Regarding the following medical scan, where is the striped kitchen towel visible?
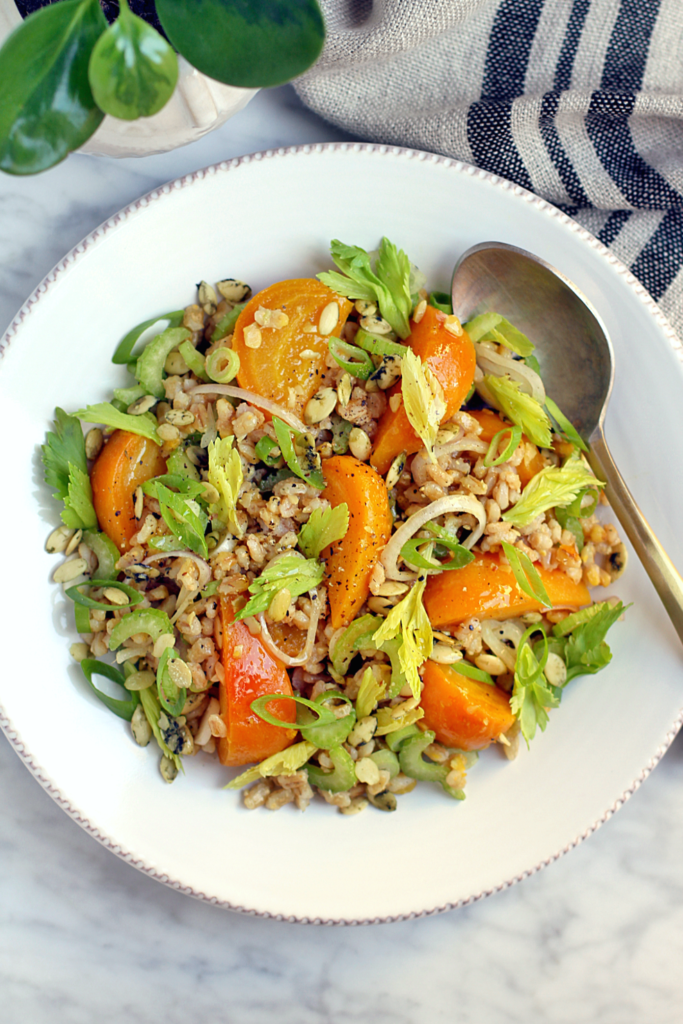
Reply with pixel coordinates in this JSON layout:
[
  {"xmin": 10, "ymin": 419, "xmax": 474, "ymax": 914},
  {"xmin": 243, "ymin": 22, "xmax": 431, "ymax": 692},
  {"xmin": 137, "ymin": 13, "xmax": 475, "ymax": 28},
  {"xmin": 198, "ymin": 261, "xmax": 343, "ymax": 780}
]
[{"xmin": 295, "ymin": 0, "xmax": 683, "ymax": 339}]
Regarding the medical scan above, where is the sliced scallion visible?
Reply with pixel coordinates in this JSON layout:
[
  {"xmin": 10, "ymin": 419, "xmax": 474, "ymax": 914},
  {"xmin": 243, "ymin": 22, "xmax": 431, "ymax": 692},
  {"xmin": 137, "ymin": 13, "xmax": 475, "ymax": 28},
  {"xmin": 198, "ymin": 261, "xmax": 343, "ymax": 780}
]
[
  {"xmin": 428, "ymin": 291, "xmax": 453, "ymax": 315},
  {"xmin": 66, "ymin": 579, "xmax": 144, "ymax": 611},
  {"xmin": 564, "ymin": 486, "xmax": 599, "ymax": 519},
  {"xmin": 206, "ymin": 347, "xmax": 240, "ymax": 384},
  {"xmin": 483, "ymin": 424, "xmax": 523, "ymax": 468},
  {"xmin": 74, "ymin": 601, "xmax": 91, "ymax": 633},
  {"xmin": 255, "ymin": 434, "xmax": 282, "ymax": 467},
  {"xmin": 448, "ymin": 660, "xmax": 494, "ymax": 686},
  {"xmin": 330, "ymin": 614, "xmax": 382, "ymax": 675},
  {"xmin": 354, "ymin": 327, "xmax": 408, "ymax": 359},
  {"xmin": 501, "ymin": 540, "xmax": 552, "ymax": 609},
  {"xmin": 80, "ymin": 659, "xmax": 140, "ymax": 721},
  {"xmin": 112, "ymin": 311, "xmax": 184, "ymax": 365},
  {"xmin": 545, "ymin": 396, "xmax": 588, "ymax": 453},
  {"xmin": 272, "ymin": 417, "xmax": 324, "ymax": 490},
  {"xmin": 327, "ymin": 337, "xmax": 374, "ymax": 379}
]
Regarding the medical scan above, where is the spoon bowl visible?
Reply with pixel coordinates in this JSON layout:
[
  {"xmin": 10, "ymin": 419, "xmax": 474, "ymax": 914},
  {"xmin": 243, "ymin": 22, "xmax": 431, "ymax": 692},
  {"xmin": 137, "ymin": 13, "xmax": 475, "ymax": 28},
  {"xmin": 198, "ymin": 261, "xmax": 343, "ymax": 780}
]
[{"xmin": 451, "ymin": 241, "xmax": 683, "ymax": 645}]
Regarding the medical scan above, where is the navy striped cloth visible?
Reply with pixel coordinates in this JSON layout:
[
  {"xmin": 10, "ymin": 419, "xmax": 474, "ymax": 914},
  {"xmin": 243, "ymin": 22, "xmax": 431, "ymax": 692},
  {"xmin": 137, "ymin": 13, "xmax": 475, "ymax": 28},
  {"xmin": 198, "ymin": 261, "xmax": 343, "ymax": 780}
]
[{"xmin": 296, "ymin": 0, "xmax": 683, "ymax": 338}]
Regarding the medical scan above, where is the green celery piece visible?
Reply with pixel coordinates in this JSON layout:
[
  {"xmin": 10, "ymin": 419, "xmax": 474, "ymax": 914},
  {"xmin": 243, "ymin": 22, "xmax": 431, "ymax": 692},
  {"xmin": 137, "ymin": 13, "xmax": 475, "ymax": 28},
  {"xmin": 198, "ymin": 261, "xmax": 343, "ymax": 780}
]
[
  {"xmin": 155, "ymin": 0, "xmax": 325, "ymax": 90},
  {"xmin": 112, "ymin": 384, "xmax": 146, "ymax": 407},
  {"xmin": 72, "ymin": 403, "xmax": 160, "ymax": 444},
  {"xmin": 399, "ymin": 730, "xmax": 464, "ymax": 798},
  {"xmin": 88, "ymin": 0, "xmax": 178, "ymax": 120},
  {"xmin": 305, "ymin": 745, "xmax": 357, "ymax": 793},
  {"xmin": 0, "ymin": 0, "xmax": 106, "ymax": 175},
  {"xmin": 135, "ymin": 325, "xmax": 191, "ymax": 398},
  {"xmin": 109, "ymin": 608, "xmax": 173, "ymax": 651},
  {"xmin": 330, "ymin": 614, "xmax": 382, "ymax": 675},
  {"xmin": 112, "ymin": 311, "xmax": 184, "ymax": 364},
  {"xmin": 372, "ymin": 578, "xmax": 433, "ymax": 699},
  {"xmin": 384, "ymin": 723, "xmax": 421, "ymax": 752},
  {"xmin": 369, "ymin": 749, "xmax": 400, "ymax": 778},
  {"xmin": 80, "ymin": 659, "xmax": 139, "ymax": 722},
  {"xmin": 354, "ymin": 328, "xmax": 408, "ymax": 359},
  {"xmin": 298, "ymin": 504, "xmax": 349, "ymax": 559},
  {"xmin": 211, "ymin": 302, "xmax": 247, "ymax": 342},
  {"xmin": 178, "ymin": 339, "xmax": 209, "ymax": 381}
]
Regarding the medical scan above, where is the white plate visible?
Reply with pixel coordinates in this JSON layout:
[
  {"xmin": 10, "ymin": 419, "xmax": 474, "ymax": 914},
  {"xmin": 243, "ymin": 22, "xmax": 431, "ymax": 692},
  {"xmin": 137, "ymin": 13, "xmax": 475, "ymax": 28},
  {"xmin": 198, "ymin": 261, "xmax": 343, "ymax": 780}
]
[{"xmin": 1, "ymin": 144, "xmax": 682, "ymax": 924}]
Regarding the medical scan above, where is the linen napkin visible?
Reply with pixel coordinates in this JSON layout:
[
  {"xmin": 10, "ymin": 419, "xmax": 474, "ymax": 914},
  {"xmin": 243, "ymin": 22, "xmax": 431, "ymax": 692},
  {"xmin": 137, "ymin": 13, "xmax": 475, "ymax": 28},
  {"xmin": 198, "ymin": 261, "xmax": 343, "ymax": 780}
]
[{"xmin": 296, "ymin": 0, "xmax": 683, "ymax": 339}]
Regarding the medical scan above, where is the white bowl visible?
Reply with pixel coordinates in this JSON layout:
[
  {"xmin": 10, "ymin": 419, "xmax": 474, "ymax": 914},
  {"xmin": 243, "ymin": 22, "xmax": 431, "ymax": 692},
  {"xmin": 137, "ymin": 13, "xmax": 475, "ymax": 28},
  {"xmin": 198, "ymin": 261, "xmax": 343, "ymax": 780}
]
[
  {"xmin": 1, "ymin": 144, "xmax": 682, "ymax": 923},
  {"xmin": 0, "ymin": 2, "xmax": 257, "ymax": 158}
]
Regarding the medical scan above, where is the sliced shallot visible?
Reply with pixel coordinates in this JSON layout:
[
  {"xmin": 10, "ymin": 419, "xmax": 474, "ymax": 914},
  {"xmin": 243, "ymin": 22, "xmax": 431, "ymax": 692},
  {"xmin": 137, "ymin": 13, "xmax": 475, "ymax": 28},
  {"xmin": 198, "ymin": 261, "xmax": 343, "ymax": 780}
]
[
  {"xmin": 189, "ymin": 384, "xmax": 306, "ymax": 433},
  {"xmin": 474, "ymin": 343, "xmax": 546, "ymax": 403},
  {"xmin": 143, "ymin": 550, "xmax": 212, "ymax": 589}
]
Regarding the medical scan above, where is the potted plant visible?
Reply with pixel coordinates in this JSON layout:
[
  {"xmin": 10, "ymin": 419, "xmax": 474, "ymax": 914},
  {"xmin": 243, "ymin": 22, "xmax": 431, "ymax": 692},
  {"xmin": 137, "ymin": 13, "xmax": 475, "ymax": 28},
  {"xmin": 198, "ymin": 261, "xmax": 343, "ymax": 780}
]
[{"xmin": 0, "ymin": 0, "xmax": 325, "ymax": 171}]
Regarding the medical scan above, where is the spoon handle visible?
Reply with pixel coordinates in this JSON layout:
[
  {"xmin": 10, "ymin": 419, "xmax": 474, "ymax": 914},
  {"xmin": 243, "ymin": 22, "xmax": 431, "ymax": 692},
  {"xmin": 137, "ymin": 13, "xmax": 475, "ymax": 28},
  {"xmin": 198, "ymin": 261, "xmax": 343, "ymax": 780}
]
[{"xmin": 588, "ymin": 428, "xmax": 683, "ymax": 645}]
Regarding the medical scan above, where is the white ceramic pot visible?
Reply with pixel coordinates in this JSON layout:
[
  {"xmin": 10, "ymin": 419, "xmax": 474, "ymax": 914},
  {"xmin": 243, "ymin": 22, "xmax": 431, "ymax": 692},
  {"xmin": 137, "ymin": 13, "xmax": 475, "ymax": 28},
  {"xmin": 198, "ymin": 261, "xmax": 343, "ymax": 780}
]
[{"xmin": 0, "ymin": 1, "xmax": 258, "ymax": 158}]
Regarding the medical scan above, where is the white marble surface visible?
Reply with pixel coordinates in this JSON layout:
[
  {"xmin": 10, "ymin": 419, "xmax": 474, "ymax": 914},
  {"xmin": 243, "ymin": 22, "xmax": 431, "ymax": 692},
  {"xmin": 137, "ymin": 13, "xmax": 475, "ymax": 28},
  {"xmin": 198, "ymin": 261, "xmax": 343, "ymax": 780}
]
[{"xmin": 2, "ymin": 85, "xmax": 683, "ymax": 1023}]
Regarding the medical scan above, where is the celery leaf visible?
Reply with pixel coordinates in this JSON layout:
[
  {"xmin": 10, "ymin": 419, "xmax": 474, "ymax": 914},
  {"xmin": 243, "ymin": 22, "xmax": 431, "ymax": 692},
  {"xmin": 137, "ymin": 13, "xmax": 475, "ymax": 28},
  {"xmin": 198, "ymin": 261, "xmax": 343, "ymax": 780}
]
[
  {"xmin": 483, "ymin": 375, "xmax": 552, "ymax": 448},
  {"xmin": 207, "ymin": 436, "xmax": 244, "ymax": 536},
  {"xmin": 372, "ymin": 577, "xmax": 433, "ymax": 699},
  {"xmin": 401, "ymin": 347, "xmax": 445, "ymax": 463},
  {"xmin": 503, "ymin": 452, "xmax": 605, "ymax": 527},
  {"xmin": 298, "ymin": 504, "xmax": 349, "ymax": 559},
  {"xmin": 72, "ymin": 403, "xmax": 160, "ymax": 444},
  {"xmin": 237, "ymin": 553, "xmax": 324, "ymax": 620}
]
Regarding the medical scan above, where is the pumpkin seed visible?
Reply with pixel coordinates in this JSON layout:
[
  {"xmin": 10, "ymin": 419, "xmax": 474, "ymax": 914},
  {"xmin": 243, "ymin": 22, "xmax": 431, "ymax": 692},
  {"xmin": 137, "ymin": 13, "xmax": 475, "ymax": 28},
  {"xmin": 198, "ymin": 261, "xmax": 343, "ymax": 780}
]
[
  {"xmin": 385, "ymin": 452, "xmax": 406, "ymax": 491},
  {"xmin": 128, "ymin": 394, "xmax": 157, "ymax": 416},
  {"xmin": 318, "ymin": 301, "xmax": 340, "ymax": 336},
  {"xmin": 157, "ymin": 423, "xmax": 180, "ymax": 442},
  {"xmin": 337, "ymin": 372, "xmax": 353, "ymax": 407},
  {"xmin": 412, "ymin": 299, "xmax": 427, "ymax": 323},
  {"xmin": 268, "ymin": 586, "xmax": 291, "ymax": 623},
  {"xmin": 53, "ymin": 557, "xmax": 89, "ymax": 584},
  {"xmin": 64, "ymin": 528, "xmax": 83, "ymax": 556},
  {"xmin": 304, "ymin": 387, "xmax": 337, "ymax": 425},
  {"xmin": 124, "ymin": 670, "xmax": 156, "ymax": 691},
  {"xmin": 348, "ymin": 427, "xmax": 371, "ymax": 461},
  {"xmin": 84, "ymin": 427, "xmax": 104, "ymax": 460},
  {"xmin": 368, "ymin": 791, "xmax": 397, "ymax": 812},
  {"xmin": 165, "ymin": 409, "xmax": 195, "ymax": 427},
  {"xmin": 102, "ymin": 587, "xmax": 130, "ymax": 607},
  {"xmin": 243, "ymin": 323, "xmax": 262, "ymax": 349},
  {"xmin": 165, "ymin": 350, "xmax": 190, "ymax": 375},
  {"xmin": 131, "ymin": 704, "xmax": 152, "ymax": 747},
  {"xmin": 543, "ymin": 652, "xmax": 568, "ymax": 687},
  {"xmin": 198, "ymin": 280, "xmax": 217, "ymax": 308},
  {"xmin": 360, "ymin": 314, "xmax": 392, "ymax": 335},
  {"xmin": 69, "ymin": 642, "xmax": 90, "ymax": 662},
  {"xmin": 160, "ymin": 754, "xmax": 178, "ymax": 783},
  {"xmin": 354, "ymin": 300, "xmax": 376, "ymax": 316},
  {"xmin": 429, "ymin": 643, "xmax": 463, "ymax": 665},
  {"xmin": 216, "ymin": 279, "xmax": 251, "ymax": 302},
  {"xmin": 376, "ymin": 581, "xmax": 409, "ymax": 598},
  {"xmin": 46, "ymin": 525, "xmax": 74, "ymax": 554},
  {"xmin": 168, "ymin": 658, "xmax": 193, "ymax": 690}
]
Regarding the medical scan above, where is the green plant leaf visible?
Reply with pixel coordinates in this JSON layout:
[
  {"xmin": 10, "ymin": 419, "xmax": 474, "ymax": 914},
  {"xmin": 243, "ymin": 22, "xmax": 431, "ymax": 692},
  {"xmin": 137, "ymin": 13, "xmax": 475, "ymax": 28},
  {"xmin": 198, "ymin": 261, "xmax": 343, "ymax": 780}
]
[
  {"xmin": 0, "ymin": 0, "xmax": 107, "ymax": 175},
  {"xmin": 155, "ymin": 0, "xmax": 325, "ymax": 89},
  {"xmin": 88, "ymin": 0, "xmax": 178, "ymax": 120}
]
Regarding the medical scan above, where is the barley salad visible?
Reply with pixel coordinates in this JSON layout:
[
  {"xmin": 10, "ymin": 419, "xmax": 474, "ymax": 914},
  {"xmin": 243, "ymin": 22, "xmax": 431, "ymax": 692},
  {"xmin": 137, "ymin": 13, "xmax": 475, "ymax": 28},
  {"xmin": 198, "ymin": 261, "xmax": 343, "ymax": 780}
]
[{"xmin": 42, "ymin": 237, "xmax": 628, "ymax": 814}]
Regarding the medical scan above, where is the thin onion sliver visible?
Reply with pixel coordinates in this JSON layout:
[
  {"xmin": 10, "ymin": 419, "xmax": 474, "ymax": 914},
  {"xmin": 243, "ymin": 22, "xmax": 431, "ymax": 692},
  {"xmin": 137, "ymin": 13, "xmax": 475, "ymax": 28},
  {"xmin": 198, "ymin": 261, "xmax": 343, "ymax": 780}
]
[
  {"xmin": 189, "ymin": 384, "xmax": 306, "ymax": 433},
  {"xmin": 258, "ymin": 586, "xmax": 326, "ymax": 667}
]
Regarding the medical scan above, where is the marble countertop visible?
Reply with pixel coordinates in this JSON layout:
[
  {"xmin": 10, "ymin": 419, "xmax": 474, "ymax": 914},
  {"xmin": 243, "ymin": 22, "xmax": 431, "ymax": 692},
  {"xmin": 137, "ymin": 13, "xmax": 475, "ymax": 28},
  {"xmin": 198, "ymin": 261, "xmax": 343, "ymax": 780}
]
[{"xmin": 2, "ymin": 86, "xmax": 683, "ymax": 1024}]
